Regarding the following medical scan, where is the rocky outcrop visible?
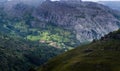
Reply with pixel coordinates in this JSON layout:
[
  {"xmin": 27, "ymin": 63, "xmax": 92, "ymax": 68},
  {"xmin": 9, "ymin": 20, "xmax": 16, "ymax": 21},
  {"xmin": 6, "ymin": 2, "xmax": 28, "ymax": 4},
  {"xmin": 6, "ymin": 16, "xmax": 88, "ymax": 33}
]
[
  {"xmin": 1, "ymin": 0, "xmax": 120, "ymax": 43},
  {"xmin": 35, "ymin": 1, "xmax": 120, "ymax": 43}
]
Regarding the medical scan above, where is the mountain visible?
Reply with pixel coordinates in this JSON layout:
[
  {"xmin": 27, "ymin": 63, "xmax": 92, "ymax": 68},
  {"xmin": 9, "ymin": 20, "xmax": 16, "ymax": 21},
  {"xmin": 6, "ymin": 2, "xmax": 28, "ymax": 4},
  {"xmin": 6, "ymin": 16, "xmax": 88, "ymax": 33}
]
[
  {"xmin": 0, "ymin": 1, "xmax": 80, "ymax": 49},
  {"xmin": 0, "ymin": 1, "xmax": 80, "ymax": 71},
  {"xmin": 1, "ymin": 0, "xmax": 120, "ymax": 44},
  {"xmin": 0, "ymin": 0, "xmax": 120, "ymax": 71},
  {"xmin": 98, "ymin": 1, "xmax": 120, "ymax": 11},
  {"xmin": 36, "ymin": 1, "xmax": 120, "ymax": 43},
  {"xmin": 37, "ymin": 29, "xmax": 120, "ymax": 71}
]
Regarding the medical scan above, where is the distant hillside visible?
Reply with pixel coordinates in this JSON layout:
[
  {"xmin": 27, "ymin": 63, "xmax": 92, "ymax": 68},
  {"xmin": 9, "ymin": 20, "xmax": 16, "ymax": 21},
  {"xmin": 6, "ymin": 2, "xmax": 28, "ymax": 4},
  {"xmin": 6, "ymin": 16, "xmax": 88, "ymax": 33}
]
[
  {"xmin": 98, "ymin": 1, "xmax": 120, "ymax": 11},
  {"xmin": 38, "ymin": 29, "xmax": 120, "ymax": 71}
]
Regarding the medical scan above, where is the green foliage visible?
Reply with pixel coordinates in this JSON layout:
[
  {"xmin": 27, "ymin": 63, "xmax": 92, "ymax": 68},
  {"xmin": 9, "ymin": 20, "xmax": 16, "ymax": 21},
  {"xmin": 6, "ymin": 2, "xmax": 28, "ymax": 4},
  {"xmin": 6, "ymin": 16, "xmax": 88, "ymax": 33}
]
[
  {"xmin": 37, "ymin": 29, "xmax": 120, "ymax": 71},
  {"xmin": 0, "ymin": 11, "xmax": 79, "ymax": 49},
  {"xmin": 14, "ymin": 21, "xmax": 29, "ymax": 33},
  {"xmin": 26, "ymin": 25, "xmax": 79, "ymax": 49},
  {"xmin": 0, "ymin": 33, "xmax": 64, "ymax": 71}
]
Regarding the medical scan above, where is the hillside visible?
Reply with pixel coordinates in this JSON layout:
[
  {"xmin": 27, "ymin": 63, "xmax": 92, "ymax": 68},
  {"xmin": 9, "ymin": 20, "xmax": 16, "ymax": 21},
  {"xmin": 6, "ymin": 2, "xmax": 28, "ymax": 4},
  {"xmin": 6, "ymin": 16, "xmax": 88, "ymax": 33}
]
[
  {"xmin": 0, "ymin": 33, "xmax": 64, "ymax": 71},
  {"xmin": 36, "ymin": 1, "xmax": 120, "ymax": 42},
  {"xmin": 1, "ymin": 0, "xmax": 120, "ymax": 43},
  {"xmin": 38, "ymin": 29, "xmax": 120, "ymax": 71},
  {"xmin": 0, "ymin": 1, "xmax": 80, "ymax": 50}
]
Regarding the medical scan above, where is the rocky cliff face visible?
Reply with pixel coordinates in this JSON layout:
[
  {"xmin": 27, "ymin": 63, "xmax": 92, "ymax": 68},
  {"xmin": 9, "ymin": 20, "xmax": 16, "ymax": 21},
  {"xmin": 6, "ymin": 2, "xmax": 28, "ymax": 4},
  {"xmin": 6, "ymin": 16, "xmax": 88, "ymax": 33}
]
[
  {"xmin": 35, "ymin": 1, "xmax": 120, "ymax": 43},
  {"xmin": 1, "ymin": 0, "xmax": 120, "ymax": 43}
]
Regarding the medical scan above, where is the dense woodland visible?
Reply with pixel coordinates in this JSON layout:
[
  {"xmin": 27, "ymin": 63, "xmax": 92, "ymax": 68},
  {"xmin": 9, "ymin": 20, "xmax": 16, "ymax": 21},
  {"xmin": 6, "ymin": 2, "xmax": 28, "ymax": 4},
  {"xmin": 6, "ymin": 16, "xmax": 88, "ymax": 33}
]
[{"xmin": 0, "ymin": 32, "xmax": 66, "ymax": 71}]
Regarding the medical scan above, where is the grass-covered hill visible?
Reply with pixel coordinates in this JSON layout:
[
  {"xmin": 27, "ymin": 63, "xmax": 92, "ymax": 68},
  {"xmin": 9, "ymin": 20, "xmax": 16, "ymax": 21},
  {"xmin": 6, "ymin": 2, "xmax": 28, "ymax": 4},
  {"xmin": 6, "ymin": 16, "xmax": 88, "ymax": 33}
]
[
  {"xmin": 0, "ymin": 33, "xmax": 65, "ymax": 71},
  {"xmin": 37, "ymin": 29, "xmax": 120, "ymax": 71}
]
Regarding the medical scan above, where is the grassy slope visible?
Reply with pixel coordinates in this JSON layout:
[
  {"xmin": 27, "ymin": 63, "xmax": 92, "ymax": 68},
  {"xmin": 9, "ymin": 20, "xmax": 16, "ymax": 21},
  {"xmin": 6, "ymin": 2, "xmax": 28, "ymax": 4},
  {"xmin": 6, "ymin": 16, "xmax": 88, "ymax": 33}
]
[{"xmin": 38, "ymin": 30, "xmax": 120, "ymax": 71}]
